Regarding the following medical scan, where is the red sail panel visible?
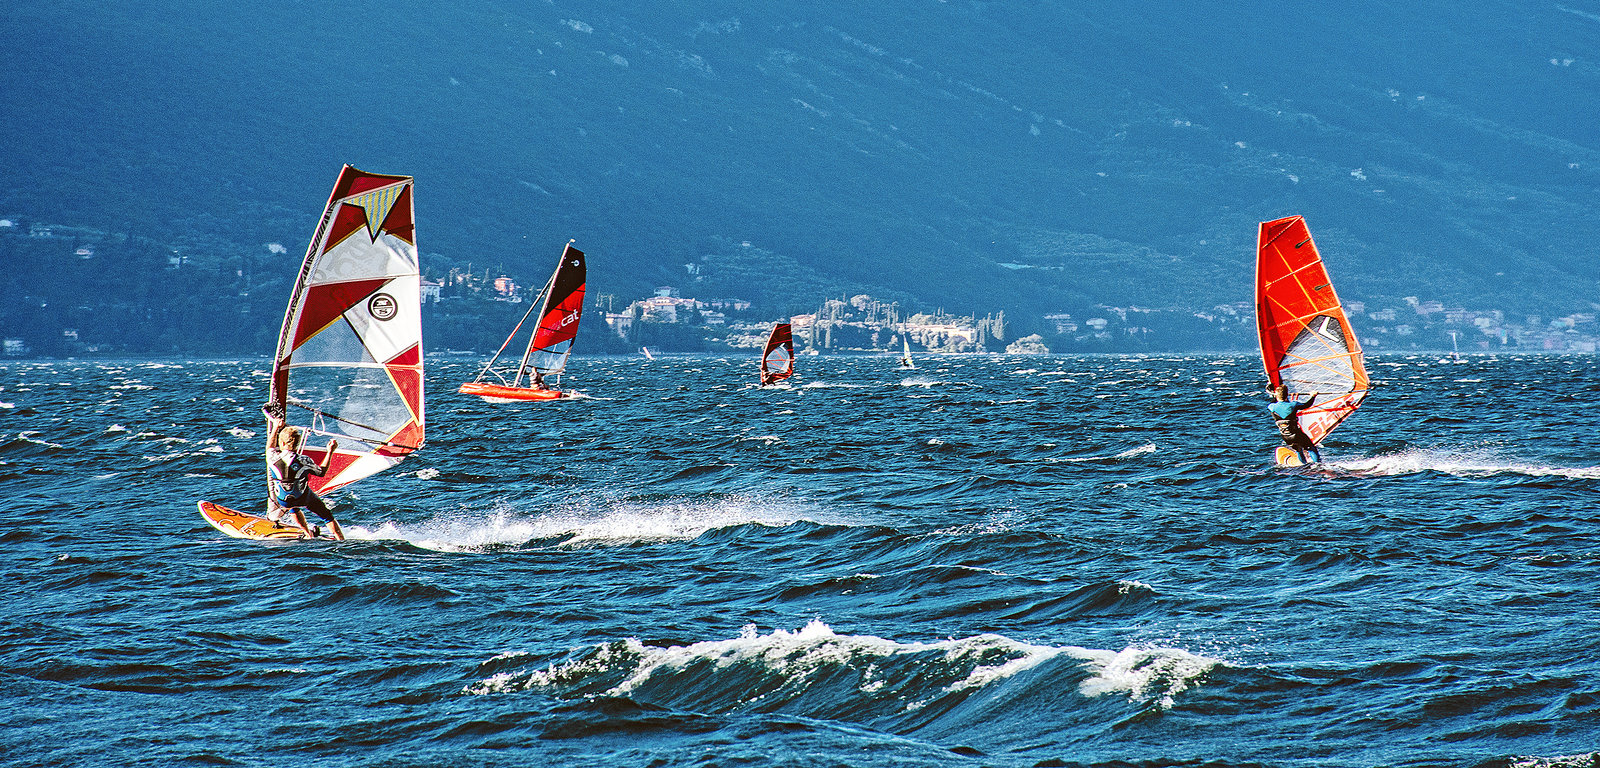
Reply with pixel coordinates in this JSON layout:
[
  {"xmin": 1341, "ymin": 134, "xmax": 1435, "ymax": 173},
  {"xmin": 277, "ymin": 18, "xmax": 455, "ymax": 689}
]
[
  {"xmin": 289, "ymin": 278, "xmax": 391, "ymax": 350},
  {"xmin": 526, "ymin": 244, "xmax": 586, "ymax": 375},
  {"xmin": 270, "ymin": 165, "xmax": 425, "ymax": 495},
  {"xmin": 1255, "ymin": 215, "xmax": 1370, "ymax": 445},
  {"xmin": 761, "ymin": 323, "xmax": 794, "ymax": 383}
]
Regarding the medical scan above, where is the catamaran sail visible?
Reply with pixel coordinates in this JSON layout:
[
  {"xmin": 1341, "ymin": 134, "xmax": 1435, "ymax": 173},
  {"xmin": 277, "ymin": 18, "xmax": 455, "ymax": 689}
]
[
  {"xmin": 459, "ymin": 241, "xmax": 586, "ymax": 402},
  {"xmin": 760, "ymin": 322, "xmax": 794, "ymax": 386},
  {"xmin": 1255, "ymin": 215, "xmax": 1370, "ymax": 446},
  {"xmin": 269, "ymin": 165, "xmax": 425, "ymax": 494}
]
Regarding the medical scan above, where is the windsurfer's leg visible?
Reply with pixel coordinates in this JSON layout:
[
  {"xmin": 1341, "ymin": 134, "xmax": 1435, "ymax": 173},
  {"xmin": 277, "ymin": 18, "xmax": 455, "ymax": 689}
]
[
  {"xmin": 290, "ymin": 508, "xmax": 313, "ymax": 538},
  {"xmin": 304, "ymin": 496, "xmax": 344, "ymax": 541}
]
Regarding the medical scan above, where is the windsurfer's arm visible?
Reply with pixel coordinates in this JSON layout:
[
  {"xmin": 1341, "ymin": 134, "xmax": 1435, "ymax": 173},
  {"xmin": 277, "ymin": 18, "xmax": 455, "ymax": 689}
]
[{"xmin": 312, "ymin": 440, "xmax": 338, "ymax": 475}]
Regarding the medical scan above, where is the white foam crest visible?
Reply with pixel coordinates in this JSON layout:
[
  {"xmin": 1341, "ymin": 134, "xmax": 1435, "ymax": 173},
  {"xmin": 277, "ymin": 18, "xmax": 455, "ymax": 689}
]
[
  {"xmin": 1510, "ymin": 755, "xmax": 1600, "ymax": 768},
  {"xmin": 801, "ymin": 381, "xmax": 867, "ymax": 389},
  {"xmin": 929, "ymin": 519, "xmax": 1016, "ymax": 536},
  {"xmin": 899, "ymin": 376, "xmax": 942, "ymax": 387},
  {"xmin": 1329, "ymin": 448, "xmax": 1600, "ymax": 479},
  {"xmin": 1069, "ymin": 645, "xmax": 1220, "ymax": 709},
  {"xmin": 469, "ymin": 620, "xmax": 1063, "ymax": 701},
  {"xmin": 1047, "ymin": 443, "xmax": 1159, "ymax": 464},
  {"xmin": 12, "ymin": 431, "xmax": 63, "ymax": 449},
  {"xmin": 228, "ymin": 427, "xmax": 256, "ymax": 439},
  {"xmin": 106, "ymin": 424, "xmax": 127, "ymax": 433},
  {"xmin": 349, "ymin": 497, "xmax": 820, "ymax": 552},
  {"xmin": 469, "ymin": 621, "xmax": 1218, "ymax": 714}
]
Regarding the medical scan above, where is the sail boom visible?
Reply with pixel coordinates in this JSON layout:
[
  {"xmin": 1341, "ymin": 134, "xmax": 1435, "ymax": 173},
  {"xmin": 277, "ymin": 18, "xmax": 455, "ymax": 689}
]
[{"xmin": 283, "ymin": 361, "xmax": 408, "ymax": 370}]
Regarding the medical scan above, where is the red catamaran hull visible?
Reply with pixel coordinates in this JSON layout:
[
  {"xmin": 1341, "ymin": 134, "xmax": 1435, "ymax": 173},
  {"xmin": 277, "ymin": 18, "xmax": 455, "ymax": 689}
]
[{"xmin": 458, "ymin": 381, "xmax": 570, "ymax": 402}]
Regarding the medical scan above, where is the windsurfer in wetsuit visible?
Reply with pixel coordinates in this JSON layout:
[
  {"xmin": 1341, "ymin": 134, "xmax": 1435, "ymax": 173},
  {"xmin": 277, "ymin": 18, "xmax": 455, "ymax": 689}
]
[
  {"xmin": 1268, "ymin": 384, "xmax": 1321, "ymax": 463},
  {"xmin": 267, "ymin": 426, "xmax": 345, "ymax": 540}
]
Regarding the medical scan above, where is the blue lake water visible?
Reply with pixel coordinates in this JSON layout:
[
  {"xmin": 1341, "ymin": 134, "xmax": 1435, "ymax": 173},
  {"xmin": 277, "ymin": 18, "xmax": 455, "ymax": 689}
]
[{"xmin": 3, "ymin": 353, "xmax": 1598, "ymax": 767}]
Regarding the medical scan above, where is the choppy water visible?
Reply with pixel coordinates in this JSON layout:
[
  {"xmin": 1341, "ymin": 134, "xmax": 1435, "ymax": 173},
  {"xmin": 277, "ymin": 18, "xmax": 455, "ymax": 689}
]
[{"xmin": 4, "ymin": 353, "xmax": 1598, "ymax": 767}]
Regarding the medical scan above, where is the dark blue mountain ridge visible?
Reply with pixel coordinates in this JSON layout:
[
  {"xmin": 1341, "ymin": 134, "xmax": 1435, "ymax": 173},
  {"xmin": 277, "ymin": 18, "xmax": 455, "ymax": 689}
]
[{"xmin": 3, "ymin": 0, "xmax": 1597, "ymax": 343}]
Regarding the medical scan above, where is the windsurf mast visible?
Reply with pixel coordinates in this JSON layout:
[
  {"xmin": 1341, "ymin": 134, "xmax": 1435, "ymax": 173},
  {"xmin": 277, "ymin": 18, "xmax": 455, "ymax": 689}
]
[{"xmin": 1255, "ymin": 215, "xmax": 1370, "ymax": 445}]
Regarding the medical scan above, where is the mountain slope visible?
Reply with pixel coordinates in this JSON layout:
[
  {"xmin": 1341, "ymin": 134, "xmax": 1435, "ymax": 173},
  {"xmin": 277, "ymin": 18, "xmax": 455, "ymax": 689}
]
[{"xmin": 2, "ymin": 0, "xmax": 1596, "ymax": 345}]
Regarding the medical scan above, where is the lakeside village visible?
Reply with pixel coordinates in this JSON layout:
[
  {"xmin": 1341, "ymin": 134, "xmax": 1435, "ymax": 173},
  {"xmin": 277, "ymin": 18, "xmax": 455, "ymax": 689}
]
[
  {"xmin": 441, "ymin": 262, "xmax": 1600, "ymax": 357},
  {"xmin": 4, "ymin": 217, "xmax": 1600, "ymax": 358}
]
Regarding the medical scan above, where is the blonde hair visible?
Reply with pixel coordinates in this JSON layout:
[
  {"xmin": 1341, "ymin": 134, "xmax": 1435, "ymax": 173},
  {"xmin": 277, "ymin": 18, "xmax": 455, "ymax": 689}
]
[{"xmin": 276, "ymin": 426, "xmax": 303, "ymax": 449}]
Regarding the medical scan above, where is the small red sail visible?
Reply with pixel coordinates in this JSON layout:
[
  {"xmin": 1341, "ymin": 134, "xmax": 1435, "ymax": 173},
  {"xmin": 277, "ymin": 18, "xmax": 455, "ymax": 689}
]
[
  {"xmin": 270, "ymin": 165, "xmax": 424, "ymax": 494},
  {"xmin": 760, "ymin": 322, "xmax": 794, "ymax": 385},
  {"xmin": 1255, "ymin": 215, "xmax": 1370, "ymax": 445}
]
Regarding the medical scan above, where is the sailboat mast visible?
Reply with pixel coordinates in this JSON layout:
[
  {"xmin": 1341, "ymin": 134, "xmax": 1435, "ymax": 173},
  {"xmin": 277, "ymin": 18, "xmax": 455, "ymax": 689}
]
[
  {"xmin": 512, "ymin": 271, "xmax": 559, "ymax": 388},
  {"xmin": 473, "ymin": 296, "xmax": 541, "ymax": 386}
]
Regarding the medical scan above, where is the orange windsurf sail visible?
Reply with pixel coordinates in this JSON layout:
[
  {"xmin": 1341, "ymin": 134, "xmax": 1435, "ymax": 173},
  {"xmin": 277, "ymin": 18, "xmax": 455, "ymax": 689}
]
[{"xmin": 1255, "ymin": 215, "xmax": 1370, "ymax": 445}]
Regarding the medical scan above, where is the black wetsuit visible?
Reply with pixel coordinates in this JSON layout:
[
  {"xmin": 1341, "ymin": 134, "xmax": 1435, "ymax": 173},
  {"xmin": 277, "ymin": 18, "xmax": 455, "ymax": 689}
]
[
  {"xmin": 1268, "ymin": 398, "xmax": 1320, "ymax": 461},
  {"xmin": 270, "ymin": 451, "xmax": 336, "ymax": 521}
]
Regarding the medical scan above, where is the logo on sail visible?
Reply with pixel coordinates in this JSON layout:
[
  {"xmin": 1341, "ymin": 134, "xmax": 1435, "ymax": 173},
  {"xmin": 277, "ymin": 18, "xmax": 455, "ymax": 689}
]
[{"xmin": 368, "ymin": 293, "xmax": 399, "ymax": 321}]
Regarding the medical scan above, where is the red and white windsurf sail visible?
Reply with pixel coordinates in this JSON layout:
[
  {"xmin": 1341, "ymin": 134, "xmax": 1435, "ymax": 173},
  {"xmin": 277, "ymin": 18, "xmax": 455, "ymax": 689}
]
[
  {"xmin": 1256, "ymin": 215, "xmax": 1370, "ymax": 445},
  {"xmin": 269, "ymin": 165, "xmax": 424, "ymax": 494},
  {"xmin": 760, "ymin": 322, "xmax": 794, "ymax": 385}
]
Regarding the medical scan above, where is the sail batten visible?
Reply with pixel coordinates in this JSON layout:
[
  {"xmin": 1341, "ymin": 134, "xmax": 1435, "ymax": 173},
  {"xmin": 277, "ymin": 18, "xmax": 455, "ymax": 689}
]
[
  {"xmin": 1255, "ymin": 215, "xmax": 1369, "ymax": 446},
  {"xmin": 270, "ymin": 166, "xmax": 424, "ymax": 494}
]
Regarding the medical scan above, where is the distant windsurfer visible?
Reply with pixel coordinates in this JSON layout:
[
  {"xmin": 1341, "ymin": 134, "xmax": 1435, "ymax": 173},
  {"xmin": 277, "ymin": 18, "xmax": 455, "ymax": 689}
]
[
  {"xmin": 1268, "ymin": 385, "xmax": 1320, "ymax": 463},
  {"xmin": 267, "ymin": 425, "xmax": 345, "ymax": 541}
]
